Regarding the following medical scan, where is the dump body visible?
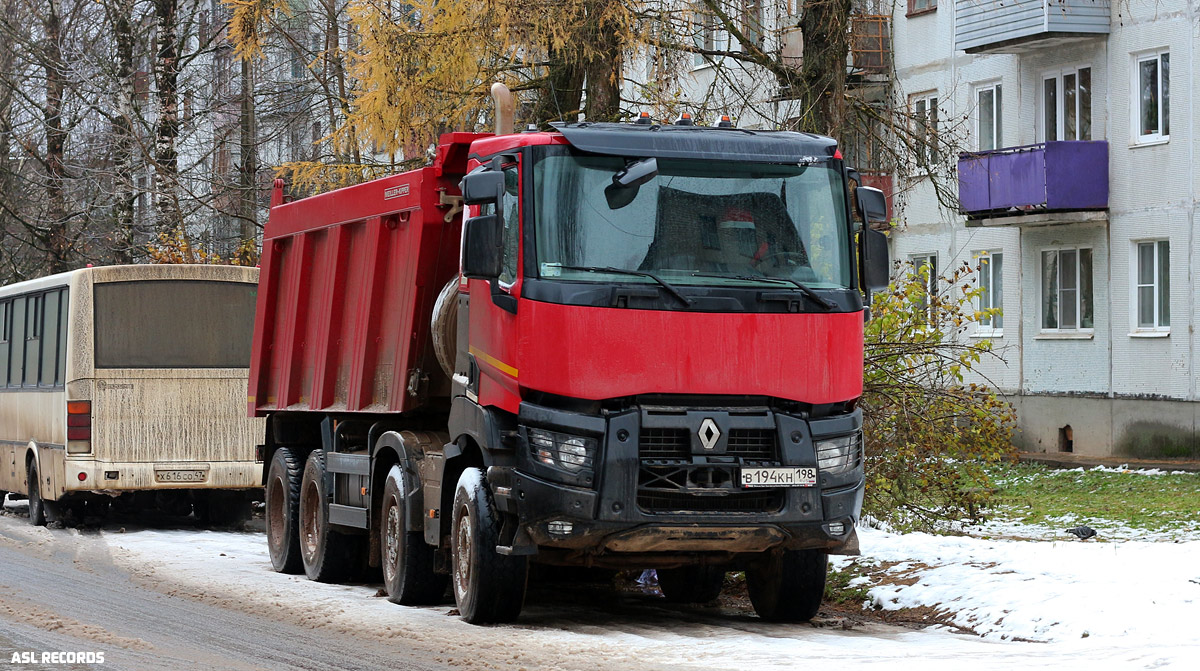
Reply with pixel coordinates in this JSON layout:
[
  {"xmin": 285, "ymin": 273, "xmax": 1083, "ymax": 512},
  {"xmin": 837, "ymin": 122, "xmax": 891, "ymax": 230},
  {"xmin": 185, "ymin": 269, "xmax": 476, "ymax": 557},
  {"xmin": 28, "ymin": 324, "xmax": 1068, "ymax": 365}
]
[{"xmin": 249, "ymin": 135, "xmax": 482, "ymax": 417}]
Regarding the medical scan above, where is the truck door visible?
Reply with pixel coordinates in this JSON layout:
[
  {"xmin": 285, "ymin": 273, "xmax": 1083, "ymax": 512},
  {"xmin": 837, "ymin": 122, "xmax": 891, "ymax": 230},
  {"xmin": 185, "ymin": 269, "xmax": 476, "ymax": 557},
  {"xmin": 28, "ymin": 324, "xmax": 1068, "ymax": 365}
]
[{"xmin": 468, "ymin": 158, "xmax": 523, "ymax": 413}]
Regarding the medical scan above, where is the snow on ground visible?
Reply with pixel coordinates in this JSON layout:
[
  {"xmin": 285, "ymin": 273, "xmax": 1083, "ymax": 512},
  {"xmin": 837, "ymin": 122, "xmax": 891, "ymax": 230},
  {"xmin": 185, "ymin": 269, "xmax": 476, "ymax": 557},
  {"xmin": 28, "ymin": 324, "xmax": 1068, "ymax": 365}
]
[{"xmin": 98, "ymin": 522, "xmax": 1200, "ymax": 670}]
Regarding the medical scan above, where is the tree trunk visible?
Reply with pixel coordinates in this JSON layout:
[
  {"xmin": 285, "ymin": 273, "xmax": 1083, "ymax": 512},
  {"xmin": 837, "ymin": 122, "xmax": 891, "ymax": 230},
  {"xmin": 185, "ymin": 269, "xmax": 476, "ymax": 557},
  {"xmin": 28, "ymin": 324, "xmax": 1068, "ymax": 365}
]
[
  {"xmin": 109, "ymin": 0, "xmax": 137, "ymax": 263},
  {"xmin": 530, "ymin": 50, "xmax": 584, "ymax": 126},
  {"xmin": 582, "ymin": 0, "xmax": 622, "ymax": 122},
  {"xmin": 797, "ymin": 0, "xmax": 853, "ymax": 135},
  {"xmin": 153, "ymin": 0, "xmax": 180, "ymax": 235},
  {"xmin": 237, "ymin": 55, "xmax": 257, "ymax": 251},
  {"xmin": 42, "ymin": 0, "xmax": 70, "ymax": 272}
]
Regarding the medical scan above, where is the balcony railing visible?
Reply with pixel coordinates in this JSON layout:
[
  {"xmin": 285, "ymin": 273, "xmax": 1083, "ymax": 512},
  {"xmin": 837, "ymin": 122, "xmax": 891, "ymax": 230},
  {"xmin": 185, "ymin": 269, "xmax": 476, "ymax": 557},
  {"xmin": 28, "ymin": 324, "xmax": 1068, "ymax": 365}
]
[
  {"xmin": 955, "ymin": 0, "xmax": 1109, "ymax": 54},
  {"xmin": 958, "ymin": 141, "xmax": 1108, "ymax": 219}
]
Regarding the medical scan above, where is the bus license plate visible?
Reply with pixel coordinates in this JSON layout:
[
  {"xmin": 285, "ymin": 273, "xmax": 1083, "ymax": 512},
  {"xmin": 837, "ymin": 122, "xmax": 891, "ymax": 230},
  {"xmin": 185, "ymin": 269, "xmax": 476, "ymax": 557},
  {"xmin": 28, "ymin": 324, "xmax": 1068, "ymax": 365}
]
[
  {"xmin": 156, "ymin": 469, "xmax": 207, "ymax": 483},
  {"xmin": 741, "ymin": 467, "xmax": 816, "ymax": 488}
]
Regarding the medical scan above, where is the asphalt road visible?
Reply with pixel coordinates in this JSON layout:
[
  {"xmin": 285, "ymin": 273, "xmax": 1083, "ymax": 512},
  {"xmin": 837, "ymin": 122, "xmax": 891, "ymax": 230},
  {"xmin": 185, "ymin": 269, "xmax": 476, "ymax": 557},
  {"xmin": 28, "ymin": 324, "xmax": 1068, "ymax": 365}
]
[{"xmin": 0, "ymin": 510, "xmax": 443, "ymax": 671}]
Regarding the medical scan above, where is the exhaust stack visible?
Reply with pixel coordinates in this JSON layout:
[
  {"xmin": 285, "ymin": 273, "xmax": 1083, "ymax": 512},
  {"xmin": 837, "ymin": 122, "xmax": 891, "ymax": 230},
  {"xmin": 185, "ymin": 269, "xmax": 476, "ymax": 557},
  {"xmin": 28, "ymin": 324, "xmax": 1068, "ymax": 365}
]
[{"xmin": 491, "ymin": 82, "xmax": 515, "ymax": 136}]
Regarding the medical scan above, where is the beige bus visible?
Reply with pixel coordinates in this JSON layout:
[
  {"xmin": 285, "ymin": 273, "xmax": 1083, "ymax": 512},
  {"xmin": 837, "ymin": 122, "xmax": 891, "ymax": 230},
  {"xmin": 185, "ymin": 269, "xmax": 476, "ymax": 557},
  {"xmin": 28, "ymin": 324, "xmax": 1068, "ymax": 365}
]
[{"xmin": 0, "ymin": 264, "xmax": 263, "ymax": 526}]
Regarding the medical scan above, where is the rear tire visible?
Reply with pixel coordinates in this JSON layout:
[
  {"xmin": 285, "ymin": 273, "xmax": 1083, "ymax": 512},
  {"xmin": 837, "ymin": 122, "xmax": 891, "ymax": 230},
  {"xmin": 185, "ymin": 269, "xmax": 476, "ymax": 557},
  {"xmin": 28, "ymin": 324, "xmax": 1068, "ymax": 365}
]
[
  {"xmin": 657, "ymin": 565, "xmax": 725, "ymax": 603},
  {"xmin": 381, "ymin": 465, "xmax": 447, "ymax": 605},
  {"xmin": 26, "ymin": 461, "xmax": 46, "ymax": 527},
  {"xmin": 451, "ymin": 467, "xmax": 528, "ymax": 624},
  {"xmin": 266, "ymin": 447, "xmax": 304, "ymax": 573},
  {"xmin": 747, "ymin": 549, "xmax": 827, "ymax": 622},
  {"xmin": 299, "ymin": 451, "xmax": 359, "ymax": 583}
]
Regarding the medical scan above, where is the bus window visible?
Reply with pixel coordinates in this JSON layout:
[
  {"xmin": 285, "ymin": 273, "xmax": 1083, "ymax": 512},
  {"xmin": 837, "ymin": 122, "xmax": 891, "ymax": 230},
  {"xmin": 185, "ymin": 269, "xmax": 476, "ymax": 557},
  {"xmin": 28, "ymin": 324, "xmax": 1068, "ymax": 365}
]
[
  {"xmin": 41, "ymin": 290, "xmax": 62, "ymax": 387},
  {"xmin": 93, "ymin": 280, "xmax": 256, "ymax": 369},
  {"xmin": 0, "ymin": 301, "xmax": 9, "ymax": 387},
  {"xmin": 24, "ymin": 294, "xmax": 42, "ymax": 387},
  {"xmin": 56, "ymin": 289, "xmax": 67, "ymax": 385},
  {"xmin": 10, "ymin": 296, "xmax": 24, "ymax": 386}
]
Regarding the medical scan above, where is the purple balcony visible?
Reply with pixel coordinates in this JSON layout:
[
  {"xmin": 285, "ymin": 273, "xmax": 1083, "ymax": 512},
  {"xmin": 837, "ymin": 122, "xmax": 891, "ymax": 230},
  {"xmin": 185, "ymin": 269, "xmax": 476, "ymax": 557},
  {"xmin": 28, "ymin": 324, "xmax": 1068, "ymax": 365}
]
[{"xmin": 958, "ymin": 141, "xmax": 1108, "ymax": 219}]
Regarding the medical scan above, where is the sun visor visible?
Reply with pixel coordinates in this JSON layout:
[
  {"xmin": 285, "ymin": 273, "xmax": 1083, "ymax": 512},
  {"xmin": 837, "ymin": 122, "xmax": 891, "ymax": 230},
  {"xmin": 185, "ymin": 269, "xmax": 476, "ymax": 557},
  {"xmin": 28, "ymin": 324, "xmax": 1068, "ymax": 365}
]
[{"xmin": 551, "ymin": 122, "xmax": 838, "ymax": 163}]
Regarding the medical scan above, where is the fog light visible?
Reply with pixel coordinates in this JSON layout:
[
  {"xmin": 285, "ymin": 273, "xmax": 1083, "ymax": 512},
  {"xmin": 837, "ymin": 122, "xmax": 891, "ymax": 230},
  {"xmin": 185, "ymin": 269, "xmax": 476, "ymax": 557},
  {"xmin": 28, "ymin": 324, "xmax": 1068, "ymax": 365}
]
[
  {"xmin": 547, "ymin": 520, "xmax": 574, "ymax": 536},
  {"xmin": 827, "ymin": 521, "xmax": 846, "ymax": 536}
]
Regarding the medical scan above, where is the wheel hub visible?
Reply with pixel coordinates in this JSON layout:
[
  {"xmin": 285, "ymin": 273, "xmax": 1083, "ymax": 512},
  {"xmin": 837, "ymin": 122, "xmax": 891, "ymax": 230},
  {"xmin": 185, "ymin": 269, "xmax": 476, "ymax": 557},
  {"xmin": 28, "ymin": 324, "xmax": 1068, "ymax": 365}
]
[
  {"xmin": 454, "ymin": 510, "xmax": 472, "ymax": 601},
  {"xmin": 384, "ymin": 502, "xmax": 401, "ymax": 583}
]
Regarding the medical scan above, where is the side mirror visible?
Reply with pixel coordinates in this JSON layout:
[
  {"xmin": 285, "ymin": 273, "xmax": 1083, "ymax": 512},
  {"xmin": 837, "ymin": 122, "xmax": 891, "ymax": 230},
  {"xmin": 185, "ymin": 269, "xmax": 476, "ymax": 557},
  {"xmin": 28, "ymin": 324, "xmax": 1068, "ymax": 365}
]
[
  {"xmin": 861, "ymin": 228, "xmax": 890, "ymax": 293},
  {"xmin": 855, "ymin": 186, "xmax": 888, "ymax": 224},
  {"xmin": 462, "ymin": 214, "xmax": 503, "ymax": 279},
  {"xmin": 461, "ymin": 170, "xmax": 505, "ymax": 207}
]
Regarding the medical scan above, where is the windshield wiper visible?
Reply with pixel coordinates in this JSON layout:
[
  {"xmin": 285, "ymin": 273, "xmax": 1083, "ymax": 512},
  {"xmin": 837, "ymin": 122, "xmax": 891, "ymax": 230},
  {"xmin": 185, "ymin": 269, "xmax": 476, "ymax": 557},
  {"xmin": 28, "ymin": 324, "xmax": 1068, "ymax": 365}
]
[
  {"xmin": 689, "ymin": 272, "xmax": 836, "ymax": 311},
  {"xmin": 552, "ymin": 265, "xmax": 692, "ymax": 306}
]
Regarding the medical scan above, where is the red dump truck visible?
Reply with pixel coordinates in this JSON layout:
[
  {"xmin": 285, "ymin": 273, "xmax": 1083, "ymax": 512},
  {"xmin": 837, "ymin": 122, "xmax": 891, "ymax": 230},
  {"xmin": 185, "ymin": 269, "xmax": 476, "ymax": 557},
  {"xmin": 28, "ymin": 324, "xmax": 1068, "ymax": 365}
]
[{"xmin": 250, "ymin": 103, "xmax": 890, "ymax": 624}]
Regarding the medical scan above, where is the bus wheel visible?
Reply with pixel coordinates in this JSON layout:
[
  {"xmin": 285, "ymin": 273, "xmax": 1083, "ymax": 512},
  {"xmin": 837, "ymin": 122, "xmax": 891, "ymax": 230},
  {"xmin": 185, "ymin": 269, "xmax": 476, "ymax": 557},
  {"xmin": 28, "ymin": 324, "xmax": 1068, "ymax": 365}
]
[
  {"xmin": 26, "ymin": 461, "xmax": 46, "ymax": 527},
  {"xmin": 298, "ymin": 451, "xmax": 356, "ymax": 583},
  {"xmin": 381, "ymin": 465, "xmax": 446, "ymax": 605},
  {"xmin": 266, "ymin": 448, "xmax": 303, "ymax": 574},
  {"xmin": 658, "ymin": 565, "xmax": 725, "ymax": 603},
  {"xmin": 746, "ymin": 549, "xmax": 827, "ymax": 622},
  {"xmin": 451, "ymin": 467, "xmax": 527, "ymax": 624}
]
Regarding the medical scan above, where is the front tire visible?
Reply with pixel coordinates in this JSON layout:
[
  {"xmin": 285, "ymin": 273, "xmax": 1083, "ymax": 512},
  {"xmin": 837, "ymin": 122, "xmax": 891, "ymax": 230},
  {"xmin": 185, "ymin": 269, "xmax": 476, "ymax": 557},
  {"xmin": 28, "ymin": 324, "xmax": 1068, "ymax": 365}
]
[
  {"xmin": 658, "ymin": 565, "xmax": 725, "ymax": 603},
  {"xmin": 451, "ymin": 467, "xmax": 528, "ymax": 624},
  {"xmin": 299, "ymin": 451, "xmax": 359, "ymax": 583},
  {"xmin": 266, "ymin": 448, "xmax": 303, "ymax": 573},
  {"xmin": 26, "ymin": 461, "xmax": 46, "ymax": 527},
  {"xmin": 381, "ymin": 466, "xmax": 447, "ymax": 605},
  {"xmin": 747, "ymin": 549, "xmax": 827, "ymax": 622}
]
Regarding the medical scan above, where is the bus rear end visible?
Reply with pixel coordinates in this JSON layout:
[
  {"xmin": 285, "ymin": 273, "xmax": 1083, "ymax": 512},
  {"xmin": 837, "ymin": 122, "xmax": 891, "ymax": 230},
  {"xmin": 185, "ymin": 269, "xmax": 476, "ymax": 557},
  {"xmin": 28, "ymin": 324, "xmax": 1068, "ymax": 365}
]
[{"xmin": 63, "ymin": 266, "xmax": 263, "ymax": 521}]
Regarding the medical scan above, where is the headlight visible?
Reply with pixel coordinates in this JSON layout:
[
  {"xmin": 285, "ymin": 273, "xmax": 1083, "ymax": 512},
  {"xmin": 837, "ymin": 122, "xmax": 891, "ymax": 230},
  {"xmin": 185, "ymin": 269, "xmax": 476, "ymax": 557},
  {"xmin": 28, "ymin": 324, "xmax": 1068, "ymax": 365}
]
[
  {"xmin": 816, "ymin": 432, "xmax": 862, "ymax": 474},
  {"xmin": 528, "ymin": 429, "xmax": 596, "ymax": 472}
]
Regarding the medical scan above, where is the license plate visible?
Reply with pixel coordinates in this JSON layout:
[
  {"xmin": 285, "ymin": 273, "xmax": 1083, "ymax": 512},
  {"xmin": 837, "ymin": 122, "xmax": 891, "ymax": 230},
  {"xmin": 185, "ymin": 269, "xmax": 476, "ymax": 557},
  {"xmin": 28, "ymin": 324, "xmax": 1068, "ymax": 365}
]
[
  {"xmin": 740, "ymin": 467, "xmax": 816, "ymax": 488},
  {"xmin": 155, "ymin": 469, "xmax": 207, "ymax": 483}
]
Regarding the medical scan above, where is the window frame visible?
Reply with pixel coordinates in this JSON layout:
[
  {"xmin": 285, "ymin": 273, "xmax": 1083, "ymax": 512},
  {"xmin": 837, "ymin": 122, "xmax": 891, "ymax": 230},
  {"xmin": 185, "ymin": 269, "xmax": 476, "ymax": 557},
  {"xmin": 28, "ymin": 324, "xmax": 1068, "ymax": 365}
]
[
  {"xmin": 691, "ymin": 6, "xmax": 728, "ymax": 69},
  {"xmin": 1131, "ymin": 239, "xmax": 1170, "ymax": 334},
  {"xmin": 907, "ymin": 0, "xmax": 937, "ymax": 17},
  {"xmin": 1132, "ymin": 50, "xmax": 1170, "ymax": 145},
  {"xmin": 975, "ymin": 251, "xmax": 1004, "ymax": 336},
  {"xmin": 1039, "ymin": 246, "xmax": 1095, "ymax": 335},
  {"xmin": 1040, "ymin": 66, "xmax": 1093, "ymax": 142},
  {"xmin": 974, "ymin": 82, "xmax": 1002, "ymax": 151},
  {"xmin": 909, "ymin": 91, "xmax": 939, "ymax": 169},
  {"xmin": 909, "ymin": 252, "xmax": 938, "ymax": 320}
]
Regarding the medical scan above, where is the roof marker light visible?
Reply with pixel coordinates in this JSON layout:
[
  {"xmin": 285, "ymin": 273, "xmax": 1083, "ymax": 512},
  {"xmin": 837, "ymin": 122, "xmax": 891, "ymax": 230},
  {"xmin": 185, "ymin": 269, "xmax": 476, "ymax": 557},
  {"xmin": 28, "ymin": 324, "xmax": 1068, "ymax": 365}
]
[
  {"xmin": 717, "ymin": 115, "xmax": 733, "ymax": 128},
  {"xmin": 634, "ymin": 112, "xmax": 653, "ymax": 125},
  {"xmin": 676, "ymin": 112, "xmax": 694, "ymax": 126}
]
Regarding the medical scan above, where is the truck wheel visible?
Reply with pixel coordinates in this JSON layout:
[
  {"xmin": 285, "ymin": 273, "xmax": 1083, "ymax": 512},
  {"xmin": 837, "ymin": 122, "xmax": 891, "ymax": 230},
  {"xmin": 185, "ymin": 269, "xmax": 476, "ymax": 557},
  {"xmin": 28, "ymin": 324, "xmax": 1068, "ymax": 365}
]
[
  {"xmin": 26, "ymin": 461, "xmax": 46, "ymax": 527},
  {"xmin": 658, "ymin": 566, "xmax": 725, "ymax": 603},
  {"xmin": 746, "ymin": 549, "xmax": 827, "ymax": 622},
  {"xmin": 451, "ymin": 467, "xmax": 528, "ymax": 624},
  {"xmin": 266, "ymin": 448, "xmax": 304, "ymax": 573},
  {"xmin": 299, "ymin": 451, "xmax": 358, "ymax": 583},
  {"xmin": 381, "ymin": 465, "xmax": 447, "ymax": 605}
]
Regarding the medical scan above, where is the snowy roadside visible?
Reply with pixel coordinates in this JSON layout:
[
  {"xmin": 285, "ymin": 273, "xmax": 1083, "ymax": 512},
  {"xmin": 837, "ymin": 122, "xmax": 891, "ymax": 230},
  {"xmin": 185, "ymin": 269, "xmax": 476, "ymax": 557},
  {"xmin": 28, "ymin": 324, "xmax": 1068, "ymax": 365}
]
[{"xmin": 96, "ymin": 522, "xmax": 1199, "ymax": 670}]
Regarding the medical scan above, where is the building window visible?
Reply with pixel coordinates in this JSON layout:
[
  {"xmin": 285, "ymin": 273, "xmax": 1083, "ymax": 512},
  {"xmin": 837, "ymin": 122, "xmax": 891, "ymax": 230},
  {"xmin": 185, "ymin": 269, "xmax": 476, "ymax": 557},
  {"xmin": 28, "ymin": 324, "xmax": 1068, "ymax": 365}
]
[
  {"xmin": 911, "ymin": 92, "xmax": 938, "ymax": 164},
  {"xmin": 740, "ymin": 0, "xmax": 763, "ymax": 49},
  {"xmin": 691, "ymin": 7, "xmax": 727, "ymax": 68},
  {"xmin": 977, "ymin": 252, "xmax": 1003, "ymax": 332},
  {"xmin": 1041, "ymin": 248, "xmax": 1094, "ymax": 331},
  {"xmin": 1134, "ymin": 240, "xmax": 1169, "ymax": 330},
  {"xmin": 1042, "ymin": 67, "xmax": 1091, "ymax": 141},
  {"xmin": 910, "ymin": 253, "xmax": 937, "ymax": 317},
  {"xmin": 908, "ymin": 0, "xmax": 936, "ymax": 16},
  {"xmin": 975, "ymin": 83, "xmax": 1001, "ymax": 151},
  {"xmin": 1135, "ymin": 51, "xmax": 1169, "ymax": 142}
]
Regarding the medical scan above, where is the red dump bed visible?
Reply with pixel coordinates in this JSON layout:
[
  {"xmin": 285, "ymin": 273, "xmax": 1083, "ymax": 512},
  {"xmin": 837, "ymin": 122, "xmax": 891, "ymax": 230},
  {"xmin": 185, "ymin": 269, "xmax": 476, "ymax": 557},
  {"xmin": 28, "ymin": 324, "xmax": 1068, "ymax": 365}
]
[{"xmin": 248, "ymin": 133, "xmax": 487, "ymax": 416}]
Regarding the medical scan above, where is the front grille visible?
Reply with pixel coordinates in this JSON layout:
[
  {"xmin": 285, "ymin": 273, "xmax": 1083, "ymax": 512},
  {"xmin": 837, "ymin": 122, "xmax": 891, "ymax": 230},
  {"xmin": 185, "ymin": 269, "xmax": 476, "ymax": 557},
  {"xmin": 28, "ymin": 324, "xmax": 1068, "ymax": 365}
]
[
  {"xmin": 725, "ymin": 429, "xmax": 777, "ymax": 461},
  {"xmin": 639, "ymin": 428, "xmax": 689, "ymax": 459},
  {"xmin": 637, "ymin": 489, "xmax": 785, "ymax": 513}
]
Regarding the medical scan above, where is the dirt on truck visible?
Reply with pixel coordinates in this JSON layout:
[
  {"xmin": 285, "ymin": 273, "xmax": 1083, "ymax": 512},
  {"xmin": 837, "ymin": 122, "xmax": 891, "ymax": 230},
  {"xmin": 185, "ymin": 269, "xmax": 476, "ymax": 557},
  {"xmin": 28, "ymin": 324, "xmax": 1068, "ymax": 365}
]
[{"xmin": 250, "ymin": 85, "xmax": 891, "ymax": 624}]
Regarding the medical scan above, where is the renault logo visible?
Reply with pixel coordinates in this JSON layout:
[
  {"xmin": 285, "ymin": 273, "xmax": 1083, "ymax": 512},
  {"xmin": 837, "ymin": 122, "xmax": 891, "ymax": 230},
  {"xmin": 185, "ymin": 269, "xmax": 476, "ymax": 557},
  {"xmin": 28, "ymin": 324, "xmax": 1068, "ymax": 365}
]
[{"xmin": 698, "ymin": 418, "xmax": 721, "ymax": 450}]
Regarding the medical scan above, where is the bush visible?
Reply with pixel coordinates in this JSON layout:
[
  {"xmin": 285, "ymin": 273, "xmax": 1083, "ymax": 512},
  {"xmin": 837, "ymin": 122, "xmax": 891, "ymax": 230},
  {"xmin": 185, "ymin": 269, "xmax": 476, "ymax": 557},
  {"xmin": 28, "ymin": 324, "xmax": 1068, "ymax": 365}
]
[{"xmin": 860, "ymin": 259, "xmax": 1016, "ymax": 531}]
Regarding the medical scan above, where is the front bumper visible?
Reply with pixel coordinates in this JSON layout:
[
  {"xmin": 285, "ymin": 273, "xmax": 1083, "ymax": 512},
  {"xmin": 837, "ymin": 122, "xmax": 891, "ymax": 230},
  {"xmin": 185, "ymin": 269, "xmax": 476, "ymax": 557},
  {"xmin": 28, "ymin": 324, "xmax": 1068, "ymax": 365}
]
[{"xmin": 489, "ymin": 401, "xmax": 864, "ymax": 557}]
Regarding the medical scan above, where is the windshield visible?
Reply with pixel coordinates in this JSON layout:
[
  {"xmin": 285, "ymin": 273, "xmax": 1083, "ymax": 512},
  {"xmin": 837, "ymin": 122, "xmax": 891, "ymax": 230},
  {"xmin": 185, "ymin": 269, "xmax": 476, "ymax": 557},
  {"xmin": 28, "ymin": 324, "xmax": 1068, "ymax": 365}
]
[
  {"xmin": 93, "ymin": 280, "xmax": 257, "ymax": 368},
  {"xmin": 533, "ymin": 152, "xmax": 851, "ymax": 289}
]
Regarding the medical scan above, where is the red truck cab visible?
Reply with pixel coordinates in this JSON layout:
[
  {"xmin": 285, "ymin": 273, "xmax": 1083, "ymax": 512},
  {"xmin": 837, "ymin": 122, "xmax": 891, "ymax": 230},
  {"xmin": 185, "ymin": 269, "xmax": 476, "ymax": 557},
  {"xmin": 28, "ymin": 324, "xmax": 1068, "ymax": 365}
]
[{"xmin": 252, "ymin": 117, "xmax": 890, "ymax": 625}]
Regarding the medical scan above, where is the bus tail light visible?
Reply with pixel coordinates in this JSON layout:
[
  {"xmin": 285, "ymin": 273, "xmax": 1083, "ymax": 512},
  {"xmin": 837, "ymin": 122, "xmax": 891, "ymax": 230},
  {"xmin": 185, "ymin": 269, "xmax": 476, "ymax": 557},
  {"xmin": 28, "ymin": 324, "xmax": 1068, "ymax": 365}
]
[{"xmin": 67, "ymin": 401, "xmax": 91, "ymax": 446}]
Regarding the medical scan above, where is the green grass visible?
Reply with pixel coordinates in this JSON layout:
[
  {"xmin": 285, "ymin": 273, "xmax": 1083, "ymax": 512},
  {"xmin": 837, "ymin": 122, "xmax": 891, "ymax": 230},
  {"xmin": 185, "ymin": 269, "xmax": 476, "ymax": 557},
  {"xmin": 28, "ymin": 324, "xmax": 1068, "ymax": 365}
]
[
  {"xmin": 824, "ymin": 563, "xmax": 872, "ymax": 605},
  {"xmin": 984, "ymin": 461, "xmax": 1200, "ymax": 534}
]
